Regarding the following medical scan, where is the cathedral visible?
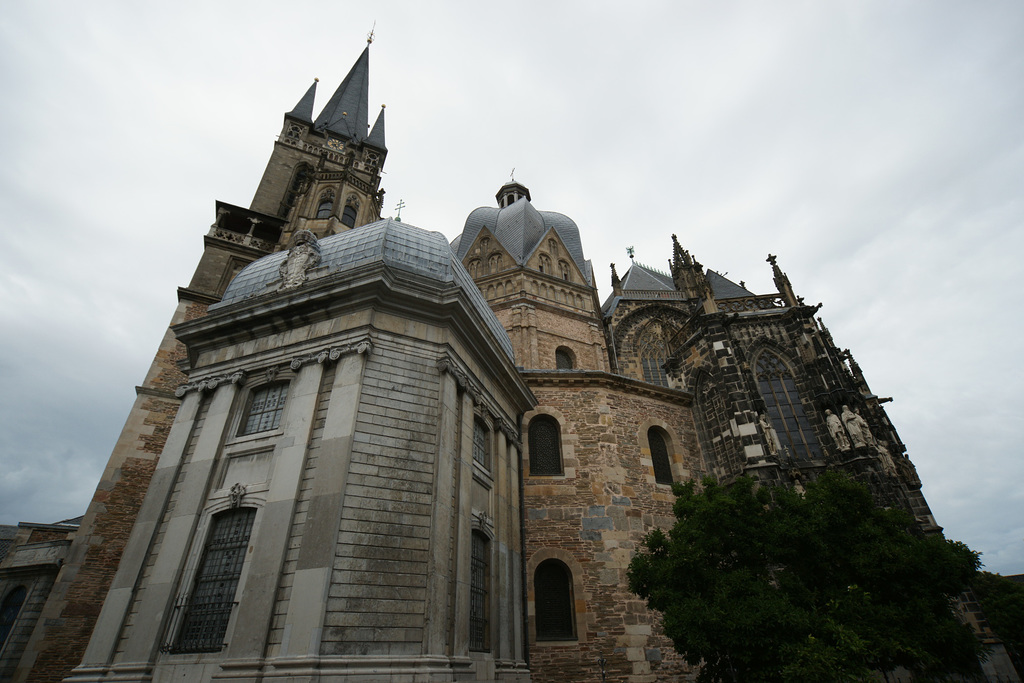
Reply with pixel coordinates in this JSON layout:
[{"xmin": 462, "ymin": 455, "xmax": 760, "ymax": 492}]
[{"xmin": 0, "ymin": 43, "xmax": 1018, "ymax": 683}]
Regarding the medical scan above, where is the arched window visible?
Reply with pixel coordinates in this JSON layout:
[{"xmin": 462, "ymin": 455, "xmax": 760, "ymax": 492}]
[
  {"xmin": 754, "ymin": 351, "xmax": 822, "ymax": 461},
  {"xmin": 555, "ymin": 347, "xmax": 574, "ymax": 370},
  {"xmin": 559, "ymin": 260, "xmax": 571, "ymax": 281},
  {"xmin": 528, "ymin": 415, "xmax": 562, "ymax": 475},
  {"xmin": 473, "ymin": 419, "xmax": 489, "ymax": 468},
  {"xmin": 535, "ymin": 560, "xmax": 575, "ymax": 640},
  {"xmin": 174, "ymin": 507, "xmax": 256, "ymax": 653},
  {"xmin": 316, "ymin": 199, "xmax": 333, "ymax": 219},
  {"xmin": 0, "ymin": 585, "xmax": 27, "ymax": 646},
  {"xmin": 469, "ymin": 532, "xmax": 489, "ymax": 651},
  {"xmin": 467, "ymin": 260, "xmax": 480, "ymax": 277},
  {"xmin": 636, "ymin": 323, "xmax": 671, "ymax": 387},
  {"xmin": 488, "ymin": 253, "xmax": 503, "ymax": 274},
  {"xmin": 538, "ymin": 254, "xmax": 551, "ymax": 274},
  {"xmin": 239, "ymin": 384, "xmax": 288, "ymax": 436},
  {"xmin": 648, "ymin": 427, "xmax": 673, "ymax": 484},
  {"xmin": 341, "ymin": 204, "xmax": 357, "ymax": 228}
]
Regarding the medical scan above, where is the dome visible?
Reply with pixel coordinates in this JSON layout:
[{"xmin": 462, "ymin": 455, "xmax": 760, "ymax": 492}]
[{"xmin": 211, "ymin": 218, "xmax": 514, "ymax": 360}]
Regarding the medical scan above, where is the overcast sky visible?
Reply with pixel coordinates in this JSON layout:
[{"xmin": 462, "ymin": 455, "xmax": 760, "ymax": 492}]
[{"xmin": 1, "ymin": 1, "xmax": 1022, "ymax": 574}]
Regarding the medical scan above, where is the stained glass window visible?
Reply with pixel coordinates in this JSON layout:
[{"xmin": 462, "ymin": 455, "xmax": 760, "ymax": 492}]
[{"xmin": 754, "ymin": 352, "xmax": 822, "ymax": 461}]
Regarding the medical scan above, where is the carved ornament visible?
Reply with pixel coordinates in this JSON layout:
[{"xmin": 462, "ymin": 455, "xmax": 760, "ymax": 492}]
[
  {"xmin": 175, "ymin": 371, "xmax": 247, "ymax": 398},
  {"xmin": 290, "ymin": 338, "xmax": 373, "ymax": 370}
]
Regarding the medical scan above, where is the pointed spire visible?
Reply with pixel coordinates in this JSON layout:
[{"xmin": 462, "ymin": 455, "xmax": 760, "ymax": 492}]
[
  {"xmin": 610, "ymin": 263, "xmax": 622, "ymax": 295},
  {"xmin": 767, "ymin": 253, "xmax": 799, "ymax": 306},
  {"xmin": 313, "ymin": 45, "xmax": 371, "ymax": 141},
  {"xmin": 287, "ymin": 79, "xmax": 318, "ymax": 122},
  {"xmin": 366, "ymin": 104, "xmax": 387, "ymax": 150}
]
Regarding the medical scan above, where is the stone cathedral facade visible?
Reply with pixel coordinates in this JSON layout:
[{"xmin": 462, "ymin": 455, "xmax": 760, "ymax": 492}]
[{"xmin": 0, "ymin": 44, "xmax": 1018, "ymax": 683}]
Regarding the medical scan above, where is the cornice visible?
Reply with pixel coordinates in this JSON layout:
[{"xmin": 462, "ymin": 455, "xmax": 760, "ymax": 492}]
[{"xmin": 520, "ymin": 369, "xmax": 693, "ymax": 406}]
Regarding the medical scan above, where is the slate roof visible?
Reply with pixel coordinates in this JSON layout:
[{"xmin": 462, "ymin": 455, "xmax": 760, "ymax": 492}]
[
  {"xmin": 212, "ymin": 219, "xmax": 515, "ymax": 361},
  {"xmin": 601, "ymin": 263, "xmax": 758, "ymax": 316},
  {"xmin": 706, "ymin": 270, "xmax": 755, "ymax": 299},
  {"xmin": 620, "ymin": 262, "xmax": 674, "ymax": 291},
  {"xmin": 287, "ymin": 80, "xmax": 317, "ymax": 123},
  {"xmin": 453, "ymin": 197, "xmax": 593, "ymax": 286},
  {"xmin": 313, "ymin": 45, "xmax": 371, "ymax": 142},
  {"xmin": 365, "ymin": 106, "xmax": 386, "ymax": 150}
]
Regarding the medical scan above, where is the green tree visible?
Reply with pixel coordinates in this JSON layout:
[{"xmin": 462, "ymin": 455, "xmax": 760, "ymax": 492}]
[
  {"xmin": 973, "ymin": 571, "xmax": 1024, "ymax": 672},
  {"xmin": 627, "ymin": 473, "xmax": 982, "ymax": 683}
]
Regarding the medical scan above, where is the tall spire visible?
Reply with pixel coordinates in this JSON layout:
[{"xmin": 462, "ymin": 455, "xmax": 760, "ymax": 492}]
[
  {"xmin": 313, "ymin": 45, "xmax": 371, "ymax": 141},
  {"xmin": 287, "ymin": 79, "xmax": 318, "ymax": 122},
  {"xmin": 366, "ymin": 104, "xmax": 386, "ymax": 150}
]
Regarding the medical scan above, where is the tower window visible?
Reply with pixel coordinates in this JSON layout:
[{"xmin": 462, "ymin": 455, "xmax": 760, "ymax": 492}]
[
  {"xmin": 555, "ymin": 347, "xmax": 574, "ymax": 370},
  {"xmin": 470, "ymin": 532, "xmax": 489, "ymax": 651},
  {"xmin": 240, "ymin": 384, "xmax": 288, "ymax": 436},
  {"xmin": 648, "ymin": 427, "xmax": 673, "ymax": 484},
  {"xmin": 528, "ymin": 415, "xmax": 562, "ymax": 475},
  {"xmin": 0, "ymin": 585, "xmax": 27, "ymax": 647},
  {"xmin": 341, "ymin": 205, "xmax": 357, "ymax": 228},
  {"xmin": 559, "ymin": 261, "xmax": 571, "ymax": 281},
  {"xmin": 473, "ymin": 419, "xmax": 489, "ymax": 468},
  {"xmin": 637, "ymin": 323, "xmax": 671, "ymax": 387},
  {"xmin": 174, "ymin": 507, "xmax": 256, "ymax": 653},
  {"xmin": 535, "ymin": 560, "xmax": 575, "ymax": 641},
  {"xmin": 754, "ymin": 352, "xmax": 822, "ymax": 461},
  {"xmin": 316, "ymin": 199, "xmax": 333, "ymax": 219}
]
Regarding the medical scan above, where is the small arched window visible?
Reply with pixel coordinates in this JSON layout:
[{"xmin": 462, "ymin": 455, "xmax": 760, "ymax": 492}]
[
  {"xmin": 754, "ymin": 351, "xmax": 822, "ymax": 461},
  {"xmin": 468, "ymin": 260, "xmax": 480, "ymax": 277},
  {"xmin": 0, "ymin": 585, "xmax": 27, "ymax": 646},
  {"xmin": 489, "ymin": 253, "xmax": 503, "ymax": 274},
  {"xmin": 341, "ymin": 205, "xmax": 357, "ymax": 228},
  {"xmin": 316, "ymin": 199, "xmax": 333, "ymax": 219},
  {"xmin": 648, "ymin": 427, "xmax": 673, "ymax": 484},
  {"xmin": 535, "ymin": 560, "xmax": 575, "ymax": 641},
  {"xmin": 559, "ymin": 261, "xmax": 571, "ymax": 281},
  {"xmin": 555, "ymin": 347, "xmax": 574, "ymax": 370},
  {"xmin": 528, "ymin": 415, "xmax": 562, "ymax": 476},
  {"xmin": 538, "ymin": 254, "xmax": 552, "ymax": 274},
  {"xmin": 470, "ymin": 531, "xmax": 489, "ymax": 651}
]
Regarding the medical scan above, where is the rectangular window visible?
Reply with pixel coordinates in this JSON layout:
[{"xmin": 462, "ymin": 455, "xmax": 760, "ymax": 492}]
[
  {"xmin": 469, "ymin": 533, "xmax": 489, "ymax": 651},
  {"xmin": 174, "ymin": 507, "xmax": 256, "ymax": 653},
  {"xmin": 241, "ymin": 385, "xmax": 288, "ymax": 435},
  {"xmin": 473, "ymin": 420, "xmax": 489, "ymax": 468}
]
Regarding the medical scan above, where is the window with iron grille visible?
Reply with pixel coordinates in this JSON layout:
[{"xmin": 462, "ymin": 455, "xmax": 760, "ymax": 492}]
[
  {"xmin": 469, "ymin": 532, "xmax": 489, "ymax": 651},
  {"xmin": 473, "ymin": 420, "xmax": 489, "ymax": 468},
  {"xmin": 528, "ymin": 415, "xmax": 562, "ymax": 476},
  {"xmin": 535, "ymin": 560, "xmax": 575, "ymax": 640},
  {"xmin": 648, "ymin": 428, "xmax": 673, "ymax": 484},
  {"xmin": 240, "ymin": 384, "xmax": 287, "ymax": 436},
  {"xmin": 174, "ymin": 507, "xmax": 256, "ymax": 653},
  {"xmin": 555, "ymin": 347, "xmax": 573, "ymax": 370},
  {"xmin": 754, "ymin": 352, "xmax": 822, "ymax": 461}
]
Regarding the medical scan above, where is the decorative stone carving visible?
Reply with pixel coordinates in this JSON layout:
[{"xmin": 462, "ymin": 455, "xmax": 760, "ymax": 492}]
[
  {"xmin": 897, "ymin": 456, "xmax": 922, "ymax": 489},
  {"xmin": 290, "ymin": 338, "xmax": 373, "ymax": 370},
  {"xmin": 175, "ymin": 371, "xmax": 246, "ymax": 398},
  {"xmin": 229, "ymin": 482, "xmax": 246, "ymax": 508},
  {"xmin": 841, "ymin": 405, "xmax": 871, "ymax": 448},
  {"xmin": 825, "ymin": 409, "xmax": 851, "ymax": 451},
  {"xmin": 758, "ymin": 413, "xmax": 781, "ymax": 456},
  {"xmin": 279, "ymin": 230, "xmax": 322, "ymax": 290}
]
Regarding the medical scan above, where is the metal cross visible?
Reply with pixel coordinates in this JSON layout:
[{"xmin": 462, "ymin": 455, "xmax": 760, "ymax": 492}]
[
  {"xmin": 395, "ymin": 199, "xmax": 406, "ymax": 221},
  {"xmin": 626, "ymin": 246, "xmax": 635, "ymax": 260}
]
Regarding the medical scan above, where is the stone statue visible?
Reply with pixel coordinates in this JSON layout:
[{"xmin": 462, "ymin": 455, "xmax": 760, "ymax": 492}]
[
  {"xmin": 875, "ymin": 442, "xmax": 897, "ymax": 475},
  {"xmin": 758, "ymin": 413, "xmax": 782, "ymax": 456},
  {"xmin": 280, "ymin": 230, "xmax": 322, "ymax": 290},
  {"xmin": 825, "ymin": 409, "xmax": 851, "ymax": 451},
  {"xmin": 897, "ymin": 456, "xmax": 922, "ymax": 488},
  {"xmin": 841, "ymin": 405, "xmax": 871, "ymax": 448}
]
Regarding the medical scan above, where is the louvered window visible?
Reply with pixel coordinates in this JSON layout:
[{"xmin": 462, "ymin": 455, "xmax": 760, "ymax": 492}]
[
  {"xmin": 470, "ymin": 532, "xmax": 489, "ymax": 651},
  {"xmin": 754, "ymin": 352, "xmax": 822, "ymax": 461},
  {"xmin": 174, "ymin": 507, "xmax": 255, "ymax": 653},
  {"xmin": 649, "ymin": 428, "xmax": 673, "ymax": 484},
  {"xmin": 529, "ymin": 416, "xmax": 562, "ymax": 475},
  {"xmin": 240, "ymin": 384, "xmax": 287, "ymax": 436},
  {"xmin": 535, "ymin": 560, "xmax": 575, "ymax": 640}
]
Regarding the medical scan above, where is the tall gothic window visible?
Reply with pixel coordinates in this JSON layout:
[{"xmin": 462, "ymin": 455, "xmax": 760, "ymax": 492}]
[
  {"xmin": 473, "ymin": 419, "xmax": 489, "ymax": 468},
  {"xmin": 528, "ymin": 415, "xmax": 562, "ymax": 475},
  {"xmin": 175, "ymin": 507, "xmax": 256, "ymax": 653},
  {"xmin": 648, "ymin": 427, "xmax": 673, "ymax": 484},
  {"xmin": 754, "ymin": 351, "xmax": 822, "ymax": 461},
  {"xmin": 240, "ymin": 384, "xmax": 288, "ymax": 436},
  {"xmin": 0, "ymin": 585, "xmax": 27, "ymax": 647},
  {"xmin": 637, "ymin": 323, "xmax": 671, "ymax": 387},
  {"xmin": 341, "ymin": 204, "xmax": 357, "ymax": 228},
  {"xmin": 469, "ymin": 532, "xmax": 489, "ymax": 651},
  {"xmin": 535, "ymin": 560, "xmax": 575, "ymax": 640}
]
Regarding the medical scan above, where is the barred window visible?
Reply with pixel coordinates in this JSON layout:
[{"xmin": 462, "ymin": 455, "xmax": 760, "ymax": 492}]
[
  {"xmin": 649, "ymin": 428, "xmax": 673, "ymax": 484},
  {"xmin": 528, "ymin": 415, "xmax": 562, "ymax": 476},
  {"xmin": 175, "ymin": 507, "xmax": 256, "ymax": 653},
  {"xmin": 470, "ymin": 532, "xmax": 489, "ymax": 651},
  {"xmin": 555, "ymin": 347, "xmax": 573, "ymax": 370},
  {"xmin": 754, "ymin": 352, "xmax": 822, "ymax": 461},
  {"xmin": 240, "ymin": 384, "xmax": 287, "ymax": 436},
  {"xmin": 473, "ymin": 419, "xmax": 489, "ymax": 468},
  {"xmin": 535, "ymin": 560, "xmax": 575, "ymax": 640},
  {"xmin": 0, "ymin": 585, "xmax": 27, "ymax": 646},
  {"xmin": 341, "ymin": 204, "xmax": 357, "ymax": 228}
]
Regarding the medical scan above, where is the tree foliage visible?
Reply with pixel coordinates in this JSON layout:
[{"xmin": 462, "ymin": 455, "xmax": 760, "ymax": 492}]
[
  {"xmin": 627, "ymin": 473, "xmax": 982, "ymax": 683},
  {"xmin": 973, "ymin": 571, "xmax": 1024, "ymax": 669}
]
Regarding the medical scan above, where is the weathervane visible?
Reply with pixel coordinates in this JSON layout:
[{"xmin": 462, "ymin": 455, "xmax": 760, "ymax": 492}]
[
  {"xmin": 395, "ymin": 199, "xmax": 405, "ymax": 222},
  {"xmin": 367, "ymin": 21, "xmax": 376, "ymax": 44},
  {"xmin": 626, "ymin": 246, "xmax": 635, "ymax": 260}
]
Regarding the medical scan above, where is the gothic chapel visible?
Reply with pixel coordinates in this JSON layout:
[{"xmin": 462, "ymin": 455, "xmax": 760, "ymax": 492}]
[{"xmin": 0, "ymin": 42, "xmax": 1018, "ymax": 683}]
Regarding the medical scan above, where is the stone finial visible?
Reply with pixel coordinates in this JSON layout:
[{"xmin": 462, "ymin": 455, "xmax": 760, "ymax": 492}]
[
  {"xmin": 610, "ymin": 263, "xmax": 621, "ymax": 292},
  {"xmin": 279, "ymin": 230, "xmax": 322, "ymax": 290}
]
